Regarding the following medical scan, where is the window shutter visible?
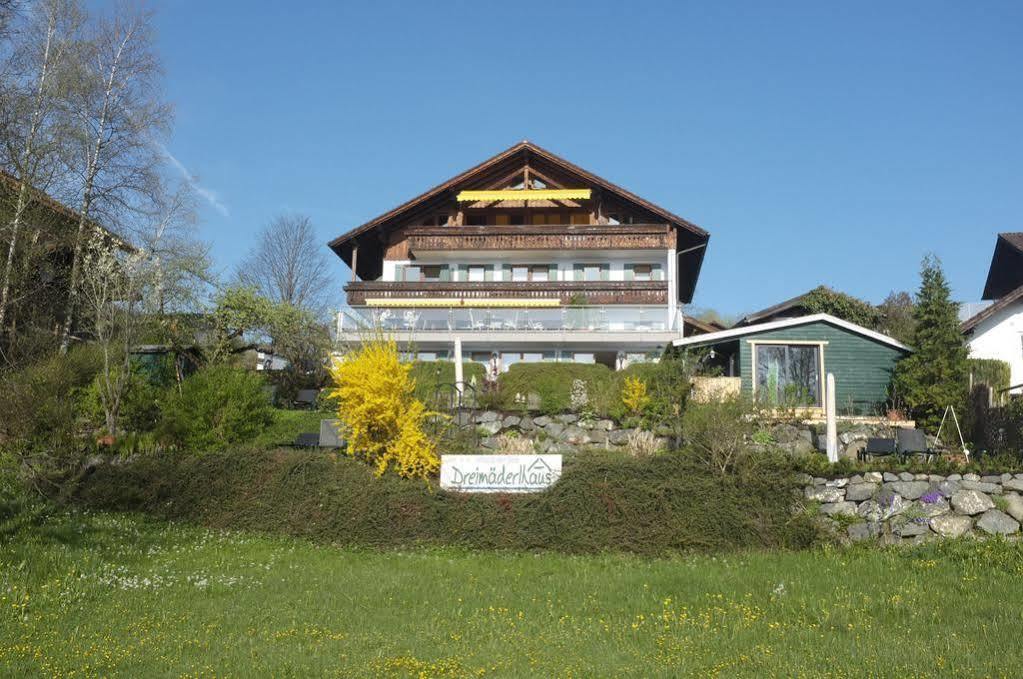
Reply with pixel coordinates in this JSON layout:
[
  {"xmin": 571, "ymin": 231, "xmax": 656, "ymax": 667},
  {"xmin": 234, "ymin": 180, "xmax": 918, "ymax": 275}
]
[
  {"xmin": 549, "ymin": 263, "xmax": 559, "ymax": 281},
  {"xmin": 573, "ymin": 264, "xmax": 584, "ymax": 282},
  {"xmin": 624, "ymin": 264, "xmax": 635, "ymax": 282},
  {"xmin": 600, "ymin": 263, "xmax": 610, "ymax": 281},
  {"xmin": 440, "ymin": 265, "xmax": 451, "ymax": 282},
  {"xmin": 503, "ymin": 264, "xmax": 512, "ymax": 282},
  {"xmin": 652, "ymin": 264, "xmax": 663, "ymax": 281},
  {"xmin": 484, "ymin": 266, "xmax": 494, "ymax": 282}
]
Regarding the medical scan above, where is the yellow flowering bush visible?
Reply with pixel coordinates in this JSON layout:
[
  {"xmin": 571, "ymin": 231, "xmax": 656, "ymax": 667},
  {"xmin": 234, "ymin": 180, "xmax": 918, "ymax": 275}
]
[
  {"xmin": 621, "ymin": 376, "xmax": 650, "ymax": 416},
  {"xmin": 326, "ymin": 339, "xmax": 439, "ymax": 479}
]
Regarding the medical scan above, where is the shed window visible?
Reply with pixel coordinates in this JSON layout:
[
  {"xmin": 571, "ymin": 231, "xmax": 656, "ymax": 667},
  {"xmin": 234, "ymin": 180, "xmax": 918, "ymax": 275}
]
[{"xmin": 755, "ymin": 344, "xmax": 822, "ymax": 408}]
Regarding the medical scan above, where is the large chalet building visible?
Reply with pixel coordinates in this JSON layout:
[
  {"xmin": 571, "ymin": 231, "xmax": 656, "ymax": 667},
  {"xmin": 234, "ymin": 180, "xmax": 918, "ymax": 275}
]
[{"xmin": 329, "ymin": 142, "xmax": 710, "ymax": 370}]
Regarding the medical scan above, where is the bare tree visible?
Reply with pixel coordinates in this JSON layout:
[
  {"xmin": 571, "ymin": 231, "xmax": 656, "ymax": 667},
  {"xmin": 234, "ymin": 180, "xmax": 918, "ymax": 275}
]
[
  {"xmin": 78, "ymin": 182, "xmax": 201, "ymax": 434},
  {"xmin": 0, "ymin": 0, "xmax": 83, "ymax": 332},
  {"xmin": 236, "ymin": 213, "xmax": 334, "ymax": 316},
  {"xmin": 58, "ymin": 1, "xmax": 169, "ymax": 352},
  {"xmin": 0, "ymin": 0, "xmax": 19, "ymax": 40}
]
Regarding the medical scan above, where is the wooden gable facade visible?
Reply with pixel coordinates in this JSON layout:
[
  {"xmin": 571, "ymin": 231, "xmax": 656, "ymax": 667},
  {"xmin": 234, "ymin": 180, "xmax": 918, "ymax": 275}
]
[{"xmin": 328, "ymin": 141, "xmax": 710, "ymax": 303}]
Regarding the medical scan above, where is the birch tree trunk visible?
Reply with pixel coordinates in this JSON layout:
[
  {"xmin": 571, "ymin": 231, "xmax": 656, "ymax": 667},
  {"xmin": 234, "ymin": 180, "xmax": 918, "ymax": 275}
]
[{"xmin": 0, "ymin": 2, "xmax": 73, "ymax": 332}]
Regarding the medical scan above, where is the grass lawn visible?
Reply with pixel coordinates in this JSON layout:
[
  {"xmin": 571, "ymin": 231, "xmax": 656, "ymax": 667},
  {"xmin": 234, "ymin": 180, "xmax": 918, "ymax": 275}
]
[
  {"xmin": 1, "ymin": 508, "xmax": 1021, "ymax": 677},
  {"xmin": 250, "ymin": 408, "xmax": 334, "ymax": 447}
]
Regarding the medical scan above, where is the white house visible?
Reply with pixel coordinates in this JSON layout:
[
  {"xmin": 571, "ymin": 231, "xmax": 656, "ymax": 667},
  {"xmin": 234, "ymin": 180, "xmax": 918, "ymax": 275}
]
[{"xmin": 962, "ymin": 232, "xmax": 1023, "ymax": 394}]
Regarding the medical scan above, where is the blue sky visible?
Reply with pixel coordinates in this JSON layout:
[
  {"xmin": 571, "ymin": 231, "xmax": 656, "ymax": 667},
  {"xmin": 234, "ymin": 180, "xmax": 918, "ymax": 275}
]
[{"xmin": 150, "ymin": 0, "xmax": 1023, "ymax": 317}]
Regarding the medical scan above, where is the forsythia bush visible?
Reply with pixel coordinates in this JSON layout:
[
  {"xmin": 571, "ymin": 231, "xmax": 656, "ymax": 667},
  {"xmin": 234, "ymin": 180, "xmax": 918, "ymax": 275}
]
[
  {"xmin": 327, "ymin": 339, "xmax": 439, "ymax": 479},
  {"xmin": 621, "ymin": 376, "xmax": 650, "ymax": 415}
]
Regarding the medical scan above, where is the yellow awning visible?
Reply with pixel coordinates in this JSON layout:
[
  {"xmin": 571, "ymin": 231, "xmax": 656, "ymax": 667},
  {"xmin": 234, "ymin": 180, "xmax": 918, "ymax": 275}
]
[
  {"xmin": 456, "ymin": 189, "xmax": 591, "ymax": 202},
  {"xmin": 365, "ymin": 298, "xmax": 561, "ymax": 308}
]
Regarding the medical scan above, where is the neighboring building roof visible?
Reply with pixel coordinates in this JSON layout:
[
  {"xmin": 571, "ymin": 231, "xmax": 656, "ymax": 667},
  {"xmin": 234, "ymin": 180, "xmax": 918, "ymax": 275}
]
[
  {"xmin": 981, "ymin": 232, "xmax": 1023, "ymax": 300},
  {"xmin": 0, "ymin": 170, "xmax": 131, "ymax": 250},
  {"xmin": 734, "ymin": 289, "xmax": 820, "ymax": 327},
  {"xmin": 673, "ymin": 313, "xmax": 912, "ymax": 352},
  {"xmin": 327, "ymin": 140, "xmax": 711, "ymax": 302},
  {"xmin": 683, "ymin": 316, "xmax": 728, "ymax": 336},
  {"xmin": 961, "ymin": 284, "xmax": 1023, "ymax": 334}
]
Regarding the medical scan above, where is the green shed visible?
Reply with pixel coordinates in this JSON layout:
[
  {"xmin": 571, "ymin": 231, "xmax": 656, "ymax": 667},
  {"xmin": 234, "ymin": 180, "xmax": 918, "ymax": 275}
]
[{"xmin": 674, "ymin": 313, "xmax": 912, "ymax": 416}]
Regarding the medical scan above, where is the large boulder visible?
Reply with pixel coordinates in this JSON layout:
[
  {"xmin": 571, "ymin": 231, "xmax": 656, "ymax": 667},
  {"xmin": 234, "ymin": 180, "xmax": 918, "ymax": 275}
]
[
  {"xmin": 478, "ymin": 420, "xmax": 502, "ymax": 436},
  {"xmin": 806, "ymin": 486, "xmax": 845, "ymax": 503},
  {"xmin": 929, "ymin": 514, "xmax": 973, "ymax": 538},
  {"xmin": 960, "ymin": 480, "xmax": 1001, "ymax": 494},
  {"xmin": 976, "ymin": 510, "xmax": 1021, "ymax": 535},
  {"xmin": 894, "ymin": 519, "xmax": 929, "ymax": 538},
  {"xmin": 846, "ymin": 483, "xmax": 879, "ymax": 502},
  {"xmin": 556, "ymin": 414, "xmax": 579, "ymax": 424},
  {"xmin": 608, "ymin": 429, "xmax": 632, "ymax": 446},
  {"xmin": 951, "ymin": 489, "xmax": 994, "ymax": 516},
  {"xmin": 1003, "ymin": 478, "xmax": 1023, "ymax": 493},
  {"xmin": 847, "ymin": 522, "xmax": 881, "ymax": 542},
  {"xmin": 875, "ymin": 488, "xmax": 907, "ymax": 519},
  {"xmin": 501, "ymin": 415, "xmax": 521, "ymax": 429},
  {"xmin": 532, "ymin": 416, "xmax": 552, "ymax": 427},
  {"xmin": 561, "ymin": 425, "xmax": 591, "ymax": 446},
  {"xmin": 857, "ymin": 500, "xmax": 884, "ymax": 523},
  {"xmin": 544, "ymin": 422, "xmax": 565, "ymax": 438},
  {"xmin": 476, "ymin": 411, "xmax": 500, "ymax": 423},
  {"xmin": 820, "ymin": 501, "xmax": 857, "ymax": 517},
  {"xmin": 937, "ymin": 479, "xmax": 962, "ymax": 496},
  {"xmin": 1003, "ymin": 493, "xmax": 1023, "ymax": 523},
  {"xmin": 911, "ymin": 497, "xmax": 950, "ymax": 518},
  {"xmin": 887, "ymin": 481, "xmax": 930, "ymax": 500}
]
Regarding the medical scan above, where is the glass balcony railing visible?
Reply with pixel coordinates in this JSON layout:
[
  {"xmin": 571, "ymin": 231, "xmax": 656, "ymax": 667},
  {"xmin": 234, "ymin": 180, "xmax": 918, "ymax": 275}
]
[{"xmin": 337, "ymin": 305, "xmax": 677, "ymax": 334}]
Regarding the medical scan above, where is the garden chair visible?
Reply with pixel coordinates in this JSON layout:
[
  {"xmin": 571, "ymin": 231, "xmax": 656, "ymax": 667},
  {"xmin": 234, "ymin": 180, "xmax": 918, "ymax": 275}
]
[
  {"xmin": 860, "ymin": 437, "xmax": 898, "ymax": 462},
  {"xmin": 896, "ymin": 428, "xmax": 936, "ymax": 463},
  {"xmin": 293, "ymin": 389, "xmax": 320, "ymax": 409},
  {"xmin": 294, "ymin": 433, "xmax": 320, "ymax": 448}
]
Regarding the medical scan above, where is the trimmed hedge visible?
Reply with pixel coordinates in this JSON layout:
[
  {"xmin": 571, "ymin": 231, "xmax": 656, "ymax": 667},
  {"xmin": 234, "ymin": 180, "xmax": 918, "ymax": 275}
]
[
  {"xmin": 410, "ymin": 361, "xmax": 486, "ymax": 405},
  {"xmin": 65, "ymin": 450, "xmax": 821, "ymax": 556},
  {"xmin": 968, "ymin": 358, "xmax": 1011, "ymax": 395},
  {"xmin": 494, "ymin": 362, "xmax": 662, "ymax": 418}
]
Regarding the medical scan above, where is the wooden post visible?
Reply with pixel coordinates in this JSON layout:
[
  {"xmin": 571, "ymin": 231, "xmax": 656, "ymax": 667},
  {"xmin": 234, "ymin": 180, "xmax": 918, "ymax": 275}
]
[
  {"xmin": 826, "ymin": 373, "xmax": 838, "ymax": 463},
  {"xmin": 350, "ymin": 244, "xmax": 359, "ymax": 282},
  {"xmin": 454, "ymin": 337, "xmax": 464, "ymax": 397}
]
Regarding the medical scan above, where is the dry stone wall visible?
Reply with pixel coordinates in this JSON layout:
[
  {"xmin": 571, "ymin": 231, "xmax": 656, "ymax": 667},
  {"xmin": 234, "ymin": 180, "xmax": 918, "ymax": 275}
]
[{"xmin": 801, "ymin": 472, "xmax": 1023, "ymax": 543}]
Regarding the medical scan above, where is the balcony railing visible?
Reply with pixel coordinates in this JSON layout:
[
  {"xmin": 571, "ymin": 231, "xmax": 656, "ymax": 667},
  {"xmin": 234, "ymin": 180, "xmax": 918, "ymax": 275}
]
[
  {"xmin": 345, "ymin": 280, "xmax": 668, "ymax": 305},
  {"xmin": 404, "ymin": 223, "xmax": 673, "ymax": 252},
  {"xmin": 337, "ymin": 305, "xmax": 676, "ymax": 335}
]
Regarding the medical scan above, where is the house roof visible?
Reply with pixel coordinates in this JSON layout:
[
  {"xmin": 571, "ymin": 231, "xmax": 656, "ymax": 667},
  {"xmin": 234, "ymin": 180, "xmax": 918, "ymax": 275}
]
[
  {"xmin": 961, "ymin": 283, "xmax": 1023, "ymax": 333},
  {"xmin": 673, "ymin": 313, "xmax": 912, "ymax": 352},
  {"xmin": 981, "ymin": 232, "xmax": 1023, "ymax": 300},
  {"xmin": 734, "ymin": 288, "xmax": 822, "ymax": 326},
  {"xmin": 327, "ymin": 140, "xmax": 711, "ymax": 302},
  {"xmin": 0, "ymin": 170, "xmax": 131, "ymax": 250},
  {"xmin": 683, "ymin": 316, "xmax": 728, "ymax": 336}
]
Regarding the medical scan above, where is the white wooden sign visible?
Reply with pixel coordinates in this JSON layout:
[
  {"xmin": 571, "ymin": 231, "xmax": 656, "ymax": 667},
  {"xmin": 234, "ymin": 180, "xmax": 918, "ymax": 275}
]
[{"xmin": 440, "ymin": 455, "xmax": 562, "ymax": 493}]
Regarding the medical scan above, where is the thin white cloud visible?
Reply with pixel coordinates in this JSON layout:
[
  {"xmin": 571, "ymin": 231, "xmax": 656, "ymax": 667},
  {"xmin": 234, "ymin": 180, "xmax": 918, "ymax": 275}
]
[{"xmin": 158, "ymin": 143, "xmax": 230, "ymax": 217}]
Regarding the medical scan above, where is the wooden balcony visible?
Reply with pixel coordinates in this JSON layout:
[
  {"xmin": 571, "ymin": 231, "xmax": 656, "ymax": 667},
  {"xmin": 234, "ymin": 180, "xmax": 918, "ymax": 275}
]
[
  {"xmin": 404, "ymin": 223, "xmax": 673, "ymax": 252},
  {"xmin": 344, "ymin": 280, "xmax": 668, "ymax": 305}
]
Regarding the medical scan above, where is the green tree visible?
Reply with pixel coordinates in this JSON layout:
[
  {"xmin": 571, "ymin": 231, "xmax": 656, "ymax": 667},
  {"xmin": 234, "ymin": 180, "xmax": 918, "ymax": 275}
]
[
  {"xmin": 877, "ymin": 291, "xmax": 916, "ymax": 345},
  {"xmin": 801, "ymin": 286, "xmax": 881, "ymax": 328},
  {"xmin": 893, "ymin": 256, "xmax": 969, "ymax": 430}
]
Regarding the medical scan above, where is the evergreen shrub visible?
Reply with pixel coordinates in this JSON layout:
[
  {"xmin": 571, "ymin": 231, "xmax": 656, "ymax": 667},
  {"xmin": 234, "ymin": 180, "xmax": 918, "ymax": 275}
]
[
  {"xmin": 68, "ymin": 448, "xmax": 822, "ymax": 555},
  {"xmin": 158, "ymin": 365, "xmax": 273, "ymax": 452}
]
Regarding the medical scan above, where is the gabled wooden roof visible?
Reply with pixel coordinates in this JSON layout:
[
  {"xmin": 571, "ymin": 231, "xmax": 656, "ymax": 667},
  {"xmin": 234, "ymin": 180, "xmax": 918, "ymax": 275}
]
[
  {"xmin": 962, "ymin": 283, "xmax": 1023, "ymax": 334},
  {"xmin": 327, "ymin": 141, "xmax": 711, "ymax": 302},
  {"xmin": 0, "ymin": 170, "xmax": 130, "ymax": 250},
  {"xmin": 981, "ymin": 232, "xmax": 1023, "ymax": 300},
  {"xmin": 674, "ymin": 313, "xmax": 912, "ymax": 352}
]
